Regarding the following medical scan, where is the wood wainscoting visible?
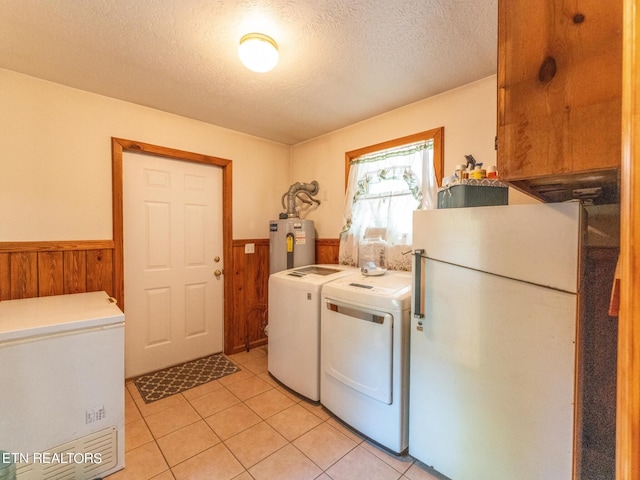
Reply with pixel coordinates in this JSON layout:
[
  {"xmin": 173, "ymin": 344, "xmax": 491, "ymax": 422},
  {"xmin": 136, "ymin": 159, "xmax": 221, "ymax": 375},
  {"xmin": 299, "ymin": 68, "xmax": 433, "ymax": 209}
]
[
  {"xmin": 0, "ymin": 240, "xmax": 115, "ymax": 301},
  {"xmin": 316, "ymin": 238, "xmax": 340, "ymax": 264},
  {"xmin": 1, "ymin": 237, "xmax": 340, "ymax": 356},
  {"xmin": 227, "ymin": 237, "xmax": 340, "ymax": 354},
  {"xmin": 229, "ymin": 239, "xmax": 270, "ymax": 354}
]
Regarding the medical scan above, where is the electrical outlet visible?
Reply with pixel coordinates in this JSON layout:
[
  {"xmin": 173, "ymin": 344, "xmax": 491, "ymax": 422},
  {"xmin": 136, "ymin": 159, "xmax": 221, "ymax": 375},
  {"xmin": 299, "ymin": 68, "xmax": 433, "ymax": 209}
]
[{"xmin": 245, "ymin": 243, "xmax": 255, "ymax": 254}]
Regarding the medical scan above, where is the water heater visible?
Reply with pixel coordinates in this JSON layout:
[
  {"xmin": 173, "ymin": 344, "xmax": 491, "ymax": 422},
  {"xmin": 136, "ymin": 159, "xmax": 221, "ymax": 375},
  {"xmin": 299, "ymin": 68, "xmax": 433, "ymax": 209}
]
[{"xmin": 269, "ymin": 218, "xmax": 315, "ymax": 274}]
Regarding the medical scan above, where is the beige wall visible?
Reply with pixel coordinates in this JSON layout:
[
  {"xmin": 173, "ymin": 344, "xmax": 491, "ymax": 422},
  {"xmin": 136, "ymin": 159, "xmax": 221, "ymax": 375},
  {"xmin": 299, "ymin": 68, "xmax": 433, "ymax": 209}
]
[
  {"xmin": 0, "ymin": 68, "xmax": 291, "ymax": 241},
  {"xmin": 1, "ymin": 70, "xmax": 537, "ymax": 244},
  {"xmin": 290, "ymin": 75, "xmax": 536, "ymax": 238}
]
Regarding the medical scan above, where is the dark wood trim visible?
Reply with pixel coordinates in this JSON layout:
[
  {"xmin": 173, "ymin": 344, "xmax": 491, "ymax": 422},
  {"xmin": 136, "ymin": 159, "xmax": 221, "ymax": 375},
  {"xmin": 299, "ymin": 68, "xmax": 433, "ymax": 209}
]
[
  {"xmin": 315, "ymin": 238, "xmax": 340, "ymax": 246},
  {"xmin": 344, "ymin": 127, "xmax": 445, "ymax": 190},
  {"xmin": 618, "ymin": 1, "xmax": 640, "ymax": 477},
  {"xmin": 232, "ymin": 239, "xmax": 269, "ymax": 247},
  {"xmin": 0, "ymin": 240, "xmax": 114, "ymax": 253},
  {"xmin": 111, "ymin": 138, "xmax": 235, "ymax": 353}
]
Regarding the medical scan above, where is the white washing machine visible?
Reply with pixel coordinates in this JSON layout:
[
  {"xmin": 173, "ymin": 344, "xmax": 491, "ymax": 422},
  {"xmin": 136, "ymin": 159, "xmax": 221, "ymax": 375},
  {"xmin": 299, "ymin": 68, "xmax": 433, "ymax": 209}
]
[
  {"xmin": 268, "ymin": 264, "xmax": 357, "ymax": 401},
  {"xmin": 320, "ymin": 270, "xmax": 412, "ymax": 454}
]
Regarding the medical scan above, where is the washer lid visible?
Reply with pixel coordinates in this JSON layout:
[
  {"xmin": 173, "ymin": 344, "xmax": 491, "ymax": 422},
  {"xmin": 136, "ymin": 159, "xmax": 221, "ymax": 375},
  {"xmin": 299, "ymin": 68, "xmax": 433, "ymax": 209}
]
[
  {"xmin": 0, "ymin": 291, "xmax": 124, "ymax": 343},
  {"xmin": 323, "ymin": 270, "xmax": 412, "ymax": 309},
  {"xmin": 270, "ymin": 264, "xmax": 358, "ymax": 287},
  {"xmin": 288, "ymin": 265, "xmax": 346, "ymax": 277}
]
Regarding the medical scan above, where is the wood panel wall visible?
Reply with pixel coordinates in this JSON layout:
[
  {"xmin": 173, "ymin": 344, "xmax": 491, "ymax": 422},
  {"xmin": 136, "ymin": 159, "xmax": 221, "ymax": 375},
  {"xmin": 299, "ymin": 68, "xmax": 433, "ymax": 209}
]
[
  {"xmin": 227, "ymin": 238, "xmax": 340, "ymax": 354},
  {"xmin": 1, "ymin": 238, "xmax": 339, "ymax": 357},
  {"xmin": 229, "ymin": 239, "xmax": 270, "ymax": 354},
  {"xmin": 316, "ymin": 238, "xmax": 340, "ymax": 264},
  {"xmin": 0, "ymin": 241, "xmax": 115, "ymax": 301}
]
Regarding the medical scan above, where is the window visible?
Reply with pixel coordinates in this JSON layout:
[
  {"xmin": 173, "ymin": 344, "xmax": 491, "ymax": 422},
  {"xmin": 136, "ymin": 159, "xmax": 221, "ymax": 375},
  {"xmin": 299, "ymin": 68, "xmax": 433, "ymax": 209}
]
[{"xmin": 339, "ymin": 127, "xmax": 443, "ymax": 270}]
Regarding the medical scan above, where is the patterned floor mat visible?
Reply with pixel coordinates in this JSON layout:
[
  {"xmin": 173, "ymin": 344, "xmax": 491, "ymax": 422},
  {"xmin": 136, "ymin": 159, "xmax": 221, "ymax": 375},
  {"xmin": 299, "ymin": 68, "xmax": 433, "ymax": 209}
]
[{"xmin": 134, "ymin": 353, "xmax": 240, "ymax": 403}]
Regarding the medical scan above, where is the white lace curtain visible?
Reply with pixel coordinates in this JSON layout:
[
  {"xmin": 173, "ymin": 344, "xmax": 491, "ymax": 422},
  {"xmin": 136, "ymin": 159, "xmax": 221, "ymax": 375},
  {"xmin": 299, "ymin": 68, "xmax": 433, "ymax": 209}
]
[{"xmin": 338, "ymin": 140, "xmax": 438, "ymax": 271}]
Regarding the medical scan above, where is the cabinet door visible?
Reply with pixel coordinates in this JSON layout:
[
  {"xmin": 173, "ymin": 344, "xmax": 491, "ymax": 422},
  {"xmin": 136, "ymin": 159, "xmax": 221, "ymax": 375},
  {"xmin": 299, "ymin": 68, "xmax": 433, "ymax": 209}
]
[{"xmin": 497, "ymin": 0, "xmax": 622, "ymax": 184}]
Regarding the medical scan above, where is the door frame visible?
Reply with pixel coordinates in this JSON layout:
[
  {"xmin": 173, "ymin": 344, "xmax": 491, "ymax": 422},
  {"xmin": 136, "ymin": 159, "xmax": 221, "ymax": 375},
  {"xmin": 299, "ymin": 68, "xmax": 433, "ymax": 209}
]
[
  {"xmin": 111, "ymin": 138, "xmax": 234, "ymax": 354},
  {"xmin": 619, "ymin": 0, "xmax": 640, "ymax": 477}
]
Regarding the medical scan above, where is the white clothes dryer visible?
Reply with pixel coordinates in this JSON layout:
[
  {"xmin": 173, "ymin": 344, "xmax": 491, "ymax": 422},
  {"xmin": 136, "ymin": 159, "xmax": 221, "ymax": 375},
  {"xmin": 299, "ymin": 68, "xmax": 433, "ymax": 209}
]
[
  {"xmin": 268, "ymin": 264, "xmax": 357, "ymax": 401},
  {"xmin": 320, "ymin": 270, "xmax": 412, "ymax": 454}
]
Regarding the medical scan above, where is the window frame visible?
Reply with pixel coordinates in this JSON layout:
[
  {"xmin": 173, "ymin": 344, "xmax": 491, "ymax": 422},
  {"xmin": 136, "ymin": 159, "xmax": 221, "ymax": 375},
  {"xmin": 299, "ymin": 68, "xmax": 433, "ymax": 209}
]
[{"xmin": 344, "ymin": 127, "xmax": 444, "ymax": 191}]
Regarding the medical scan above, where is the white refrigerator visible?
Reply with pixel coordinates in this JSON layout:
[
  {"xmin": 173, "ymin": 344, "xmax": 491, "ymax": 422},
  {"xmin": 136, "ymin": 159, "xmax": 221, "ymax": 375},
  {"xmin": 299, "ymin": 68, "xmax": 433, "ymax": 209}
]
[{"xmin": 410, "ymin": 202, "xmax": 584, "ymax": 480}]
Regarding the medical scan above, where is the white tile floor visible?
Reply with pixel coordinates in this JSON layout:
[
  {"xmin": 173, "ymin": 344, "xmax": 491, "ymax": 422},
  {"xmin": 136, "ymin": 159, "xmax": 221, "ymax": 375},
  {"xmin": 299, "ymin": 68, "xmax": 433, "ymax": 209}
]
[{"xmin": 106, "ymin": 346, "xmax": 442, "ymax": 480}]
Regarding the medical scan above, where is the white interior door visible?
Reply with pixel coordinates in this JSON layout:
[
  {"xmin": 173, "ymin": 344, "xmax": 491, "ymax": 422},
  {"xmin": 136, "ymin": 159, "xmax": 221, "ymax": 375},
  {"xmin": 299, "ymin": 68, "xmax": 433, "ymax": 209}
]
[{"xmin": 123, "ymin": 152, "xmax": 224, "ymax": 377}]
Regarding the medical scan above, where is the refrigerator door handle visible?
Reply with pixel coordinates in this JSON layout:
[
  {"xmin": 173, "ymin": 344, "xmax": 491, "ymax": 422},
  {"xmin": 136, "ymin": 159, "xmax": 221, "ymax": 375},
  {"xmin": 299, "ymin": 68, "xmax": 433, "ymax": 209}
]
[{"xmin": 413, "ymin": 249, "xmax": 425, "ymax": 318}]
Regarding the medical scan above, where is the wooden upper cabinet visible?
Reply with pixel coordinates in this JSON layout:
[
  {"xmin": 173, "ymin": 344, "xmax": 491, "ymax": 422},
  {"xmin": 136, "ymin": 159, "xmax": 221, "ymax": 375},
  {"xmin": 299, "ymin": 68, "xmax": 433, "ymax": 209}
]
[{"xmin": 497, "ymin": 0, "xmax": 622, "ymax": 203}]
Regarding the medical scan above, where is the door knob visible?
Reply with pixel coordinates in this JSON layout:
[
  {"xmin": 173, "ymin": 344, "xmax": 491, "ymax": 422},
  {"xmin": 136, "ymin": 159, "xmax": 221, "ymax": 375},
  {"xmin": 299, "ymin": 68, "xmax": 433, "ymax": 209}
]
[
  {"xmin": 214, "ymin": 256, "xmax": 220, "ymax": 263},
  {"xmin": 214, "ymin": 269, "xmax": 222, "ymax": 277}
]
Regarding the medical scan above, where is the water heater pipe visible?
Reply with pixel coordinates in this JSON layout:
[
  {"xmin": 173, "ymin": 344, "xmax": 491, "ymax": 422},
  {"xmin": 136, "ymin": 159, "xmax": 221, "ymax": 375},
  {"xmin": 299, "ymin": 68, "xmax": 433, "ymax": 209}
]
[{"xmin": 281, "ymin": 181, "xmax": 320, "ymax": 217}]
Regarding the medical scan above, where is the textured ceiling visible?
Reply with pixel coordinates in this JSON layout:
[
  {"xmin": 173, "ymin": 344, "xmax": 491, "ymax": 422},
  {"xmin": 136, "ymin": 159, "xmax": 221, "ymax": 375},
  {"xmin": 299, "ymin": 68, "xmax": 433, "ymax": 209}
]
[{"xmin": 0, "ymin": 0, "xmax": 497, "ymax": 145}]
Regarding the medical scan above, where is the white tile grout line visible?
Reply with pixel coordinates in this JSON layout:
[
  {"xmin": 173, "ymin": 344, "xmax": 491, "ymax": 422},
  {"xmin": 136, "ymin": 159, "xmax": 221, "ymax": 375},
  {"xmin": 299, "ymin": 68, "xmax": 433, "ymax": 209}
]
[{"xmin": 117, "ymin": 350, "xmax": 418, "ymax": 480}]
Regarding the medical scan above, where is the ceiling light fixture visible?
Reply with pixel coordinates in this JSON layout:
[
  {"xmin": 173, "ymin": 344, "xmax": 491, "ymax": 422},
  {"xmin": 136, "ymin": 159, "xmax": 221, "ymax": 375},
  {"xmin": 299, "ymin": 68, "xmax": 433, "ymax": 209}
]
[{"xmin": 238, "ymin": 33, "xmax": 279, "ymax": 73}]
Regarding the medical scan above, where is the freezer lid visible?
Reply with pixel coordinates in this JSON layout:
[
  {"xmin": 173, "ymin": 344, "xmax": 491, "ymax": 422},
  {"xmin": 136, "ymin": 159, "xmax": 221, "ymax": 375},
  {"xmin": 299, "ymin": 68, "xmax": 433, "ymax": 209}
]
[
  {"xmin": 413, "ymin": 202, "xmax": 584, "ymax": 293},
  {"xmin": 0, "ymin": 291, "xmax": 124, "ymax": 342}
]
